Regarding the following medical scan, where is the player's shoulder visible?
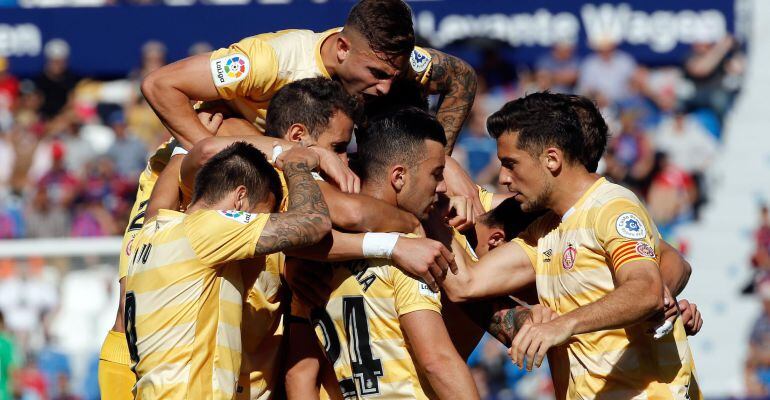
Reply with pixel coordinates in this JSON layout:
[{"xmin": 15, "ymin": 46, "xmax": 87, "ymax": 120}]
[{"xmin": 185, "ymin": 209, "xmax": 265, "ymax": 228}]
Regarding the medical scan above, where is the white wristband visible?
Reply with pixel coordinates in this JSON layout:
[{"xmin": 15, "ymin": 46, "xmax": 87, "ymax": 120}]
[
  {"xmin": 171, "ymin": 146, "xmax": 189, "ymax": 157},
  {"xmin": 271, "ymin": 145, "xmax": 284, "ymax": 164},
  {"xmin": 362, "ymin": 233, "xmax": 400, "ymax": 259},
  {"xmin": 653, "ymin": 319, "xmax": 674, "ymax": 339}
]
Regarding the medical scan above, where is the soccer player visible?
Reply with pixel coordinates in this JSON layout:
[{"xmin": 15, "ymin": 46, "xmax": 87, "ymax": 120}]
[
  {"xmin": 124, "ymin": 143, "xmax": 331, "ymax": 399},
  {"xmin": 289, "ymin": 108, "xmax": 480, "ymax": 399},
  {"xmin": 440, "ymin": 93, "xmax": 701, "ymax": 399}
]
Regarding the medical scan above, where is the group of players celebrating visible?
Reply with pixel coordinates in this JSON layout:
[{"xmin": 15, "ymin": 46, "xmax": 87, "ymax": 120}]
[{"xmin": 95, "ymin": 0, "xmax": 705, "ymax": 398}]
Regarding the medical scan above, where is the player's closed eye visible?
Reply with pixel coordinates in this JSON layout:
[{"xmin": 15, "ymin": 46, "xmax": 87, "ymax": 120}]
[{"xmin": 369, "ymin": 67, "xmax": 391, "ymax": 80}]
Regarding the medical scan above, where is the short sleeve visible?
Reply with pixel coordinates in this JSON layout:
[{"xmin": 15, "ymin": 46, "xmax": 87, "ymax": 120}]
[
  {"xmin": 477, "ymin": 185, "xmax": 494, "ymax": 212},
  {"xmin": 595, "ymin": 199, "xmax": 659, "ymax": 272},
  {"xmin": 185, "ymin": 209, "xmax": 270, "ymax": 266},
  {"xmin": 409, "ymin": 46, "xmax": 433, "ymax": 87},
  {"xmin": 390, "ymin": 267, "xmax": 441, "ymax": 317},
  {"xmin": 209, "ymin": 36, "xmax": 279, "ymax": 101}
]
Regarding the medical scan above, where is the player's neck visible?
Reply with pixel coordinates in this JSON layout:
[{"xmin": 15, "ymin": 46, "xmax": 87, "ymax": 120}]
[
  {"xmin": 548, "ymin": 169, "xmax": 599, "ymax": 218},
  {"xmin": 320, "ymin": 32, "xmax": 340, "ymax": 77},
  {"xmin": 360, "ymin": 180, "xmax": 397, "ymax": 206}
]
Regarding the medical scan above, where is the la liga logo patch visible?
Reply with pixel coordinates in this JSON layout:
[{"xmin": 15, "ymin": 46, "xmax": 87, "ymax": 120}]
[
  {"xmin": 217, "ymin": 210, "xmax": 256, "ymax": 224},
  {"xmin": 210, "ymin": 53, "xmax": 250, "ymax": 87}
]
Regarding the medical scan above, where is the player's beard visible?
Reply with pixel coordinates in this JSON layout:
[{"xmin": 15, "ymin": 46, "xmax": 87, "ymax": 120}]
[{"xmin": 521, "ymin": 179, "xmax": 552, "ymax": 213}]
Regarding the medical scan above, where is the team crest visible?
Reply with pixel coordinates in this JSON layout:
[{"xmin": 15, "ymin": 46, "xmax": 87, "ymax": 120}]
[
  {"xmin": 616, "ymin": 213, "xmax": 647, "ymax": 239},
  {"xmin": 635, "ymin": 241, "xmax": 656, "ymax": 258},
  {"xmin": 562, "ymin": 244, "xmax": 577, "ymax": 270},
  {"xmin": 210, "ymin": 54, "xmax": 250, "ymax": 87},
  {"xmin": 218, "ymin": 210, "xmax": 255, "ymax": 224},
  {"xmin": 410, "ymin": 49, "xmax": 431, "ymax": 73},
  {"xmin": 125, "ymin": 236, "xmax": 135, "ymax": 256}
]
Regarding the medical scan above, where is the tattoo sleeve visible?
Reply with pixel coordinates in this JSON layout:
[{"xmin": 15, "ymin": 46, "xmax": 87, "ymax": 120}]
[
  {"xmin": 459, "ymin": 298, "xmax": 531, "ymax": 346},
  {"xmin": 426, "ymin": 48, "xmax": 478, "ymax": 154},
  {"xmin": 255, "ymin": 162, "xmax": 331, "ymax": 255}
]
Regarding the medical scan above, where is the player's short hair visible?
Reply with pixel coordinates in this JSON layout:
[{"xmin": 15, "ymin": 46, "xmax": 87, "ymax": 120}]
[
  {"xmin": 561, "ymin": 94, "xmax": 608, "ymax": 173},
  {"xmin": 487, "ymin": 92, "xmax": 586, "ymax": 168},
  {"xmin": 265, "ymin": 78, "xmax": 361, "ymax": 139},
  {"xmin": 344, "ymin": 0, "xmax": 415, "ymax": 61},
  {"xmin": 478, "ymin": 197, "xmax": 545, "ymax": 241},
  {"xmin": 192, "ymin": 142, "xmax": 283, "ymax": 212},
  {"xmin": 356, "ymin": 107, "xmax": 446, "ymax": 182},
  {"xmin": 362, "ymin": 79, "xmax": 428, "ymax": 124}
]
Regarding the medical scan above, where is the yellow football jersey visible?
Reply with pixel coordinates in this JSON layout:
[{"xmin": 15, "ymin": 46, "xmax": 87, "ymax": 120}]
[
  {"xmin": 478, "ymin": 185, "xmax": 495, "ymax": 213},
  {"xmin": 237, "ymin": 252, "xmax": 288, "ymax": 400},
  {"xmin": 209, "ymin": 28, "xmax": 433, "ymax": 133},
  {"xmin": 125, "ymin": 208, "xmax": 270, "ymax": 400},
  {"xmin": 513, "ymin": 178, "xmax": 700, "ymax": 399},
  {"xmin": 310, "ymin": 256, "xmax": 442, "ymax": 399}
]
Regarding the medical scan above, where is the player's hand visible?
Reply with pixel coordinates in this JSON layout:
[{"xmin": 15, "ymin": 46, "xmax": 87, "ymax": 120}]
[
  {"xmin": 311, "ymin": 147, "xmax": 360, "ymax": 194},
  {"xmin": 197, "ymin": 111, "xmax": 224, "ymax": 134},
  {"xmin": 283, "ymin": 259, "xmax": 333, "ymax": 308},
  {"xmin": 276, "ymin": 146, "xmax": 321, "ymax": 171},
  {"xmin": 444, "ymin": 157, "xmax": 485, "ymax": 217},
  {"xmin": 649, "ymin": 285, "xmax": 677, "ymax": 338},
  {"xmin": 391, "ymin": 236, "xmax": 456, "ymax": 292},
  {"xmin": 509, "ymin": 317, "xmax": 573, "ymax": 371},
  {"xmin": 446, "ymin": 195, "xmax": 476, "ymax": 232},
  {"xmin": 678, "ymin": 299, "xmax": 703, "ymax": 336},
  {"xmin": 528, "ymin": 304, "xmax": 559, "ymax": 324}
]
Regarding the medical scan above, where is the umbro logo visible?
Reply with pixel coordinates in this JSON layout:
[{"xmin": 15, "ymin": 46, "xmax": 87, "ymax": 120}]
[{"xmin": 543, "ymin": 249, "xmax": 552, "ymax": 262}]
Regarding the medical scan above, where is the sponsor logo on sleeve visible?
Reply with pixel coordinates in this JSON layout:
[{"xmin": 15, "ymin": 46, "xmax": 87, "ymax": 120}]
[
  {"xmin": 616, "ymin": 213, "xmax": 647, "ymax": 239},
  {"xmin": 217, "ymin": 210, "xmax": 256, "ymax": 224},
  {"xmin": 210, "ymin": 54, "xmax": 250, "ymax": 87},
  {"xmin": 418, "ymin": 281, "xmax": 438, "ymax": 298},
  {"xmin": 562, "ymin": 243, "xmax": 577, "ymax": 270},
  {"xmin": 409, "ymin": 49, "xmax": 430, "ymax": 73},
  {"xmin": 635, "ymin": 241, "xmax": 656, "ymax": 258}
]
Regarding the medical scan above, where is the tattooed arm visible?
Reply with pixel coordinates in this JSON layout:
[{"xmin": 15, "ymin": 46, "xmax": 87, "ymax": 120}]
[
  {"xmin": 425, "ymin": 48, "xmax": 478, "ymax": 154},
  {"xmin": 255, "ymin": 148, "xmax": 332, "ymax": 255}
]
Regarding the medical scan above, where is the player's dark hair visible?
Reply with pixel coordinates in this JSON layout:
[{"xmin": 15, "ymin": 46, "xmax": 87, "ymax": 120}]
[
  {"xmin": 487, "ymin": 91, "xmax": 585, "ymax": 168},
  {"xmin": 561, "ymin": 94, "xmax": 608, "ymax": 173},
  {"xmin": 191, "ymin": 142, "xmax": 282, "ymax": 212},
  {"xmin": 478, "ymin": 197, "xmax": 545, "ymax": 241},
  {"xmin": 265, "ymin": 77, "xmax": 361, "ymax": 139},
  {"xmin": 344, "ymin": 0, "xmax": 415, "ymax": 61},
  {"xmin": 362, "ymin": 79, "xmax": 428, "ymax": 126},
  {"xmin": 356, "ymin": 107, "xmax": 446, "ymax": 182}
]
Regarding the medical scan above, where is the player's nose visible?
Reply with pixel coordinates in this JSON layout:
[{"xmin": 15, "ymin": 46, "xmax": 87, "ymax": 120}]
[{"xmin": 375, "ymin": 79, "xmax": 393, "ymax": 96}]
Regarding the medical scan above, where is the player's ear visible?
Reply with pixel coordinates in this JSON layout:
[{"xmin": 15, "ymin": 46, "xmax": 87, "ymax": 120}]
[
  {"xmin": 488, "ymin": 229, "xmax": 506, "ymax": 249},
  {"xmin": 287, "ymin": 123, "xmax": 309, "ymax": 144},
  {"xmin": 390, "ymin": 165, "xmax": 406, "ymax": 192},
  {"xmin": 234, "ymin": 185, "xmax": 248, "ymax": 211},
  {"xmin": 337, "ymin": 35, "xmax": 351, "ymax": 62},
  {"xmin": 543, "ymin": 147, "xmax": 562, "ymax": 174}
]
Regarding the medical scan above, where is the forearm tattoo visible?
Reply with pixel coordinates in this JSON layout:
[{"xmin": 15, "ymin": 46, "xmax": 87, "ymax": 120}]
[
  {"xmin": 255, "ymin": 162, "xmax": 330, "ymax": 254},
  {"xmin": 461, "ymin": 298, "xmax": 532, "ymax": 346},
  {"xmin": 427, "ymin": 49, "xmax": 478, "ymax": 154}
]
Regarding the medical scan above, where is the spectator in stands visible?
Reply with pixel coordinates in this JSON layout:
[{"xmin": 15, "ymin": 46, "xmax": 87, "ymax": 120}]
[
  {"xmin": 0, "ymin": 57, "xmax": 19, "ymax": 131},
  {"xmin": 684, "ymin": 35, "xmax": 743, "ymax": 121},
  {"xmin": 752, "ymin": 206, "xmax": 770, "ymax": 271},
  {"xmin": 577, "ymin": 35, "xmax": 637, "ymax": 103},
  {"xmin": 535, "ymin": 40, "xmax": 579, "ymax": 94},
  {"xmin": 646, "ymin": 152, "xmax": 697, "ymax": 237},
  {"xmin": 0, "ymin": 311, "xmax": 17, "ymax": 400},
  {"xmin": 34, "ymin": 39, "xmax": 79, "ymax": 120},
  {"xmin": 188, "ymin": 41, "xmax": 213, "ymax": 56},
  {"xmin": 52, "ymin": 108, "xmax": 96, "ymax": 175},
  {"xmin": 37, "ymin": 142, "xmax": 79, "ymax": 209},
  {"xmin": 607, "ymin": 109, "xmax": 655, "ymax": 193},
  {"xmin": 654, "ymin": 105, "xmax": 718, "ymax": 176},
  {"xmin": 477, "ymin": 48, "xmax": 517, "ymax": 89},
  {"xmin": 456, "ymin": 102, "xmax": 498, "ymax": 185},
  {"xmin": 16, "ymin": 354, "xmax": 47, "ymax": 400},
  {"xmin": 24, "ymin": 186, "xmax": 70, "ymax": 238},
  {"xmin": 37, "ymin": 329, "xmax": 72, "ymax": 400},
  {"xmin": 746, "ymin": 276, "xmax": 770, "ymax": 396},
  {"xmin": 135, "ymin": 40, "xmax": 167, "ymax": 81},
  {"xmin": 106, "ymin": 110, "xmax": 148, "ymax": 179}
]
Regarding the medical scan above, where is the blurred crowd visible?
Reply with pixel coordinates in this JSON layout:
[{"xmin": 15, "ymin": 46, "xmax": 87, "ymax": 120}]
[
  {"xmin": 0, "ymin": 33, "xmax": 744, "ymax": 399},
  {"xmin": 745, "ymin": 205, "xmax": 770, "ymax": 396}
]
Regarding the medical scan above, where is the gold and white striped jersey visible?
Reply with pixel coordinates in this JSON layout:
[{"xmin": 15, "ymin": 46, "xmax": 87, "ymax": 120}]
[
  {"xmin": 310, "ymin": 258, "xmax": 442, "ymax": 399},
  {"xmin": 125, "ymin": 208, "xmax": 270, "ymax": 400},
  {"xmin": 237, "ymin": 252, "xmax": 287, "ymax": 400},
  {"xmin": 513, "ymin": 178, "xmax": 701, "ymax": 399}
]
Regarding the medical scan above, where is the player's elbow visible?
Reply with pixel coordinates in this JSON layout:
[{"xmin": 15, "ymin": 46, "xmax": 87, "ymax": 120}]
[
  {"xmin": 418, "ymin": 349, "xmax": 460, "ymax": 381},
  {"xmin": 640, "ymin": 283, "xmax": 665, "ymax": 316},
  {"xmin": 193, "ymin": 137, "xmax": 226, "ymax": 167},
  {"xmin": 331, "ymin": 199, "xmax": 366, "ymax": 232},
  {"xmin": 306, "ymin": 213, "xmax": 332, "ymax": 245},
  {"xmin": 140, "ymin": 69, "xmax": 164, "ymax": 105}
]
